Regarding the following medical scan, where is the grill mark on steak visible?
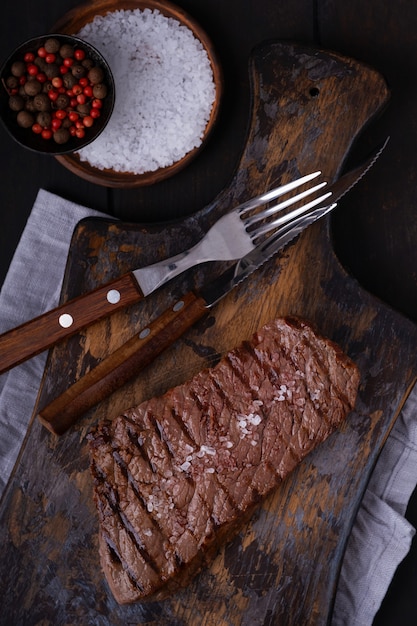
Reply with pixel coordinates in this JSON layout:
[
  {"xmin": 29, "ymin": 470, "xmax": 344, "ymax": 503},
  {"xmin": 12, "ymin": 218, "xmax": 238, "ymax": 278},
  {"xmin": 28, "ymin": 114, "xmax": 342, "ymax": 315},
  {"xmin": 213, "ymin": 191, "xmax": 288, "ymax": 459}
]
[
  {"xmin": 124, "ymin": 421, "xmax": 159, "ymax": 474},
  {"xmin": 95, "ymin": 453, "xmax": 164, "ymax": 580},
  {"xmin": 102, "ymin": 533, "xmax": 146, "ymax": 593},
  {"xmin": 169, "ymin": 406, "xmax": 199, "ymax": 448},
  {"xmin": 148, "ymin": 411, "xmax": 176, "ymax": 460}
]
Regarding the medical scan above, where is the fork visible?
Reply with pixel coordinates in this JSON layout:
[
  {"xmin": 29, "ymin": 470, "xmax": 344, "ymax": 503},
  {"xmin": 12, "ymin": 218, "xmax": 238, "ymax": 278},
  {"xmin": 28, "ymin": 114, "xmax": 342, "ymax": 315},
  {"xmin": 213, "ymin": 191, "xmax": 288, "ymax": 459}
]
[
  {"xmin": 0, "ymin": 172, "xmax": 331, "ymax": 375},
  {"xmin": 135, "ymin": 172, "xmax": 331, "ymax": 294}
]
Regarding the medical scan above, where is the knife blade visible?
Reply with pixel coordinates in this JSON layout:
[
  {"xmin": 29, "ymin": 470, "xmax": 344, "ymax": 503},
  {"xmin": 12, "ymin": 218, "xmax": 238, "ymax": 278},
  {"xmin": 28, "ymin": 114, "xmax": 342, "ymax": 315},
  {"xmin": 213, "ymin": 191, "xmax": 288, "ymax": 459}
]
[
  {"xmin": 37, "ymin": 137, "xmax": 388, "ymax": 435},
  {"xmin": 0, "ymin": 139, "xmax": 388, "ymax": 377}
]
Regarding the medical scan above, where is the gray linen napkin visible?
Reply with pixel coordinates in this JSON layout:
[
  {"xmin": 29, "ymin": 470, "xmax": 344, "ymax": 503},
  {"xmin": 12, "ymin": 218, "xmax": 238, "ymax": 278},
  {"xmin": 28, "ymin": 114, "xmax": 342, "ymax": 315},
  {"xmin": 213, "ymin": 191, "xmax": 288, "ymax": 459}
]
[
  {"xmin": 0, "ymin": 188, "xmax": 416, "ymax": 624},
  {"xmin": 0, "ymin": 189, "xmax": 107, "ymax": 493}
]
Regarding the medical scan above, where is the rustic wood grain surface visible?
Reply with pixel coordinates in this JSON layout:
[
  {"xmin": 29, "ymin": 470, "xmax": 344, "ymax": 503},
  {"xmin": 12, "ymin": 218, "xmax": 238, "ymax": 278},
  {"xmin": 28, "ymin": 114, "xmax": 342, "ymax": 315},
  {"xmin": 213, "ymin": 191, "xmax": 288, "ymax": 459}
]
[{"xmin": 2, "ymin": 42, "xmax": 414, "ymax": 626}]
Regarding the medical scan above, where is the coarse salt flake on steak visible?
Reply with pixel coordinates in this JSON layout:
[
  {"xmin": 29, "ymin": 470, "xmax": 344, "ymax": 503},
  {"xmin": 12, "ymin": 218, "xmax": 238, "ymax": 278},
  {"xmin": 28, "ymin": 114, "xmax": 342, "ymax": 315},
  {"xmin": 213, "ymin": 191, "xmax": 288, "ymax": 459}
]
[{"xmin": 88, "ymin": 316, "xmax": 360, "ymax": 604}]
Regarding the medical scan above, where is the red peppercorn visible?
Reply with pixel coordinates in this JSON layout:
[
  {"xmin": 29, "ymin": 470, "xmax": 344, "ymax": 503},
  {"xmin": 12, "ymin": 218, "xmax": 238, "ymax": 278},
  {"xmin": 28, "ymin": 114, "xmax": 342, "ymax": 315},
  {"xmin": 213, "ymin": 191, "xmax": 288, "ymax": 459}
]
[
  {"xmin": 32, "ymin": 123, "xmax": 43, "ymax": 134},
  {"xmin": 24, "ymin": 52, "xmax": 35, "ymax": 63},
  {"xmin": 19, "ymin": 76, "xmax": 26, "ymax": 85},
  {"xmin": 75, "ymin": 127, "xmax": 85, "ymax": 138},
  {"xmin": 79, "ymin": 77, "xmax": 89, "ymax": 87},
  {"xmin": 27, "ymin": 64, "xmax": 39, "ymax": 76},
  {"xmin": 55, "ymin": 109, "xmax": 67, "ymax": 119},
  {"xmin": 51, "ymin": 77, "xmax": 63, "ymax": 89},
  {"xmin": 59, "ymin": 65, "xmax": 68, "ymax": 75},
  {"xmin": 76, "ymin": 93, "xmax": 86, "ymax": 105},
  {"xmin": 82, "ymin": 115, "xmax": 94, "ymax": 128},
  {"xmin": 41, "ymin": 128, "xmax": 52, "ymax": 139},
  {"xmin": 83, "ymin": 85, "xmax": 93, "ymax": 98},
  {"xmin": 69, "ymin": 125, "xmax": 77, "ymax": 136},
  {"xmin": 45, "ymin": 53, "xmax": 56, "ymax": 64},
  {"xmin": 37, "ymin": 47, "xmax": 47, "ymax": 58},
  {"xmin": 36, "ymin": 73, "xmax": 47, "ymax": 83},
  {"xmin": 48, "ymin": 90, "xmax": 59, "ymax": 102},
  {"xmin": 72, "ymin": 84, "xmax": 82, "ymax": 95},
  {"xmin": 70, "ymin": 97, "xmax": 78, "ymax": 107},
  {"xmin": 91, "ymin": 98, "xmax": 102, "ymax": 109},
  {"xmin": 51, "ymin": 118, "xmax": 62, "ymax": 131},
  {"xmin": 74, "ymin": 49, "xmax": 86, "ymax": 61},
  {"xmin": 68, "ymin": 111, "xmax": 79, "ymax": 122},
  {"xmin": 90, "ymin": 108, "xmax": 101, "ymax": 119}
]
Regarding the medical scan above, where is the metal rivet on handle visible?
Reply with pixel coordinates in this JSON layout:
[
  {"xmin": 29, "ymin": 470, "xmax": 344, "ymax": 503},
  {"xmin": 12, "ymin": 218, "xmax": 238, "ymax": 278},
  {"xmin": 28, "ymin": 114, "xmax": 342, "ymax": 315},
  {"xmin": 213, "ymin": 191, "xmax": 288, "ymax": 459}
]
[
  {"xmin": 107, "ymin": 289, "xmax": 121, "ymax": 304},
  {"xmin": 59, "ymin": 313, "xmax": 73, "ymax": 328},
  {"xmin": 139, "ymin": 328, "xmax": 150, "ymax": 339},
  {"xmin": 173, "ymin": 300, "xmax": 184, "ymax": 312}
]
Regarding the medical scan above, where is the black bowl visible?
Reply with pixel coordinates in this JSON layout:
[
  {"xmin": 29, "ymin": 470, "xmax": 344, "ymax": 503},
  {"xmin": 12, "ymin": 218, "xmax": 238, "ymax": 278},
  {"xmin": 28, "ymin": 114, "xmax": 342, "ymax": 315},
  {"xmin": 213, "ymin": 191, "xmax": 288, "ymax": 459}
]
[{"xmin": 0, "ymin": 33, "xmax": 115, "ymax": 155}]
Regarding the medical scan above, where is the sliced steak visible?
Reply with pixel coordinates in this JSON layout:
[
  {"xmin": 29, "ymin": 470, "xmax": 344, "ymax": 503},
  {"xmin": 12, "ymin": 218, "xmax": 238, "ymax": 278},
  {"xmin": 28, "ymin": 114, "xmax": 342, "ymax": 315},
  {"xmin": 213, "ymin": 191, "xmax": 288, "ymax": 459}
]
[{"xmin": 88, "ymin": 316, "xmax": 360, "ymax": 604}]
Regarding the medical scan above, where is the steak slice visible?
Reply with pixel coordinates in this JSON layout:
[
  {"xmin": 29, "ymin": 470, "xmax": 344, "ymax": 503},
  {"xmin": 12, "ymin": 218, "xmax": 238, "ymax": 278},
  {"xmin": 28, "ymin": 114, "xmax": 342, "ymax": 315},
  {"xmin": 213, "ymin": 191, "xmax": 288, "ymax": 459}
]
[{"xmin": 88, "ymin": 316, "xmax": 360, "ymax": 604}]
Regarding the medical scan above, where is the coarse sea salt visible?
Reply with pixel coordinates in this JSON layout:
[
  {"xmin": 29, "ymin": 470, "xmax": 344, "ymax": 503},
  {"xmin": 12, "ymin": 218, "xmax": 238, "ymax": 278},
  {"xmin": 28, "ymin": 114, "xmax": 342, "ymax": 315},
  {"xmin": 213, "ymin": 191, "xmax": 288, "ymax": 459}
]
[{"xmin": 75, "ymin": 8, "xmax": 216, "ymax": 174}]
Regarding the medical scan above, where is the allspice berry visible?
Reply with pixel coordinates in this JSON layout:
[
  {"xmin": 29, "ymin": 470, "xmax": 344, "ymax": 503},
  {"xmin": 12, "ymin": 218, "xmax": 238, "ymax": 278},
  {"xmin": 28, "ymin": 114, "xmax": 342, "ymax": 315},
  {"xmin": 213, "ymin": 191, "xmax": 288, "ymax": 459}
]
[
  {"xmin": 36, "ymin": 111, "xmax": 52, "ymax": 128},
  {"xmin": 76, "ymin": 103, "xmax": 90, "ymax": 115},
  {"xmin": 63, "ymin": 73, "xmax": 77, "ymax": 89},
  {"xmin": 5, "ymin": 75, "xmax": 19, "ymax": 90},
  {"xmin": 56, "ymin": 93, "xmax": 70, "ymax": 109},
  {"xmin": 33, "ymin": 93, "xmax": 51, "ymax": 112},
  {"xmin": 25, "ymin": 99, "xmax": 36, "ymax": 113},
  {"xmin": 88, "ymin": 66, "xmax": 104, "ymax": 84},
  {"xmin": 53, "ymin": 128, "xmax": 70, "ymax": 144},
  {"xmin": 93, "ymin": 83, "xmax": 107, "ymax": 99},
  {"xmin": 24, "ymin": 79, "xmax": 42, "ymax": 97},
  {"xmin": 16, "ymin": 110, "xmax": 34, "ymax": 128},
  {"xmin": 10, "ymin": 60, "xmax": 25, "ymax": 77},
  {"xmin": 71, "ymin": 64, "xmax": 86, "ymax": 79},
  {"xmin": 59, "ymin": 43, "xmax": 74, "ymax": 59},
  {"xmin": 44, "ymin": 63, "xmax": 60, "ymax": 79},
  {"xmin": 44, "ymin": 38, "xmax": 60, "ymax": 53},
  {"xmin": 8, "ymin": 94, "xmax": 24, "ymax": 111},
  {"xmin": 82, "ymin": 58, "xmax": 94, "ymax": 71}
]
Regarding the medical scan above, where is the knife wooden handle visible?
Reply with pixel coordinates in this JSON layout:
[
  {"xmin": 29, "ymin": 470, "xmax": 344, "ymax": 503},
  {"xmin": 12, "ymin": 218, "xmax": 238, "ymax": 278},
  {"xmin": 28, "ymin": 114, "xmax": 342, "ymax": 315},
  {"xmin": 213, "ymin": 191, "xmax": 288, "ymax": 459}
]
[
  {"xmin": 0, "ymin": 273, "xmax": 143, "ymax": 375},
  {"xmin": 37, "ymin": 291, "xmax": 208, "ymax": 435}
]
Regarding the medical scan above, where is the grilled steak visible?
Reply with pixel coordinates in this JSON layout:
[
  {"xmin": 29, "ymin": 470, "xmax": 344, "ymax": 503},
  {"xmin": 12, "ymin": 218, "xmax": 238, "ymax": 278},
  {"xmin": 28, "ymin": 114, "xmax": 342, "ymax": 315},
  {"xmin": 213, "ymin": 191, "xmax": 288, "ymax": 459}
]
[{"xmin": 88, "ymin": 316, "xmax": 360, "ymax": 604}]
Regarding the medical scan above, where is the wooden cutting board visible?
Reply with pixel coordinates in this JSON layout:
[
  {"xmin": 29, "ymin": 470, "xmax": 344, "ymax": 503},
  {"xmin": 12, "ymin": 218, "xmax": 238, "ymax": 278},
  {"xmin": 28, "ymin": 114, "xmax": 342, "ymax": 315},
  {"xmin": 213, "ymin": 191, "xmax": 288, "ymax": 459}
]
[{"xmin": 1, "ymin": 41, "xmax": 415, "ymax": 626}]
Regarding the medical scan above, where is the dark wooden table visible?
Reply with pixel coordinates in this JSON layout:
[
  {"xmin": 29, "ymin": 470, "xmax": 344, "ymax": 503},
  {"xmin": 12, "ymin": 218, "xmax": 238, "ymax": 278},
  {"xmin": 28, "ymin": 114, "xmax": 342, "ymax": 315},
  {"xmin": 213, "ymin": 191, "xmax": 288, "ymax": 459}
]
[{"xmin": 1, "ymin": 1, "xmax": 416, "ymax": 624}]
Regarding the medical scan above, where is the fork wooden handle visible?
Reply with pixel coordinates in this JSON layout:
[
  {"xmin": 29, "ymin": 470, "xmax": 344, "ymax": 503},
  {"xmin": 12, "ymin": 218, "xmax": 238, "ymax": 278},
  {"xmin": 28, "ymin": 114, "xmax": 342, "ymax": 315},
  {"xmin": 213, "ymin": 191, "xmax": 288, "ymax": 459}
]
[
  {"xmin": 0, "ymin": 273, "xmax": 143, "ymax": 375},
  {"xmin": 37, "ymin": 291, "xmax": 208, "ymax": 435}
]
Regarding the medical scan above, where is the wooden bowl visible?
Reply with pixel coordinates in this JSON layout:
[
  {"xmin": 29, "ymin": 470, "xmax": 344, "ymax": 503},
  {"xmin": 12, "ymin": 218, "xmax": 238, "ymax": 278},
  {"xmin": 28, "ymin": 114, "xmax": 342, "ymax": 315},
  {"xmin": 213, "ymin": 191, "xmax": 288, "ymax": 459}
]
[
  {"xmin": 53, "ymin": 0, "xmax": 223, "ymax": 187},
  {"xmin": 0, "ymin": 34, "xmax": 115, "ymax": 155}
]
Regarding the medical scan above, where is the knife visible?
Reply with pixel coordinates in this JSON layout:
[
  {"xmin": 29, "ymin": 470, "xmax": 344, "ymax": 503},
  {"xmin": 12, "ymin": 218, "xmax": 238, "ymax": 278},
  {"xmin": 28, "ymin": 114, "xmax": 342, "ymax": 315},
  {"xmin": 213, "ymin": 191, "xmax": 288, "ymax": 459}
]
[
  {"xmin": 38, "ymin": 138, "xmax": 388, "ymax": 435},
  {"xmin": 38, "ymin": 204, "xmax": 337, "ymax": 434},
  {"xmin": 0, "ymin": 140, "xmax": 388, "ymax": 377}
]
